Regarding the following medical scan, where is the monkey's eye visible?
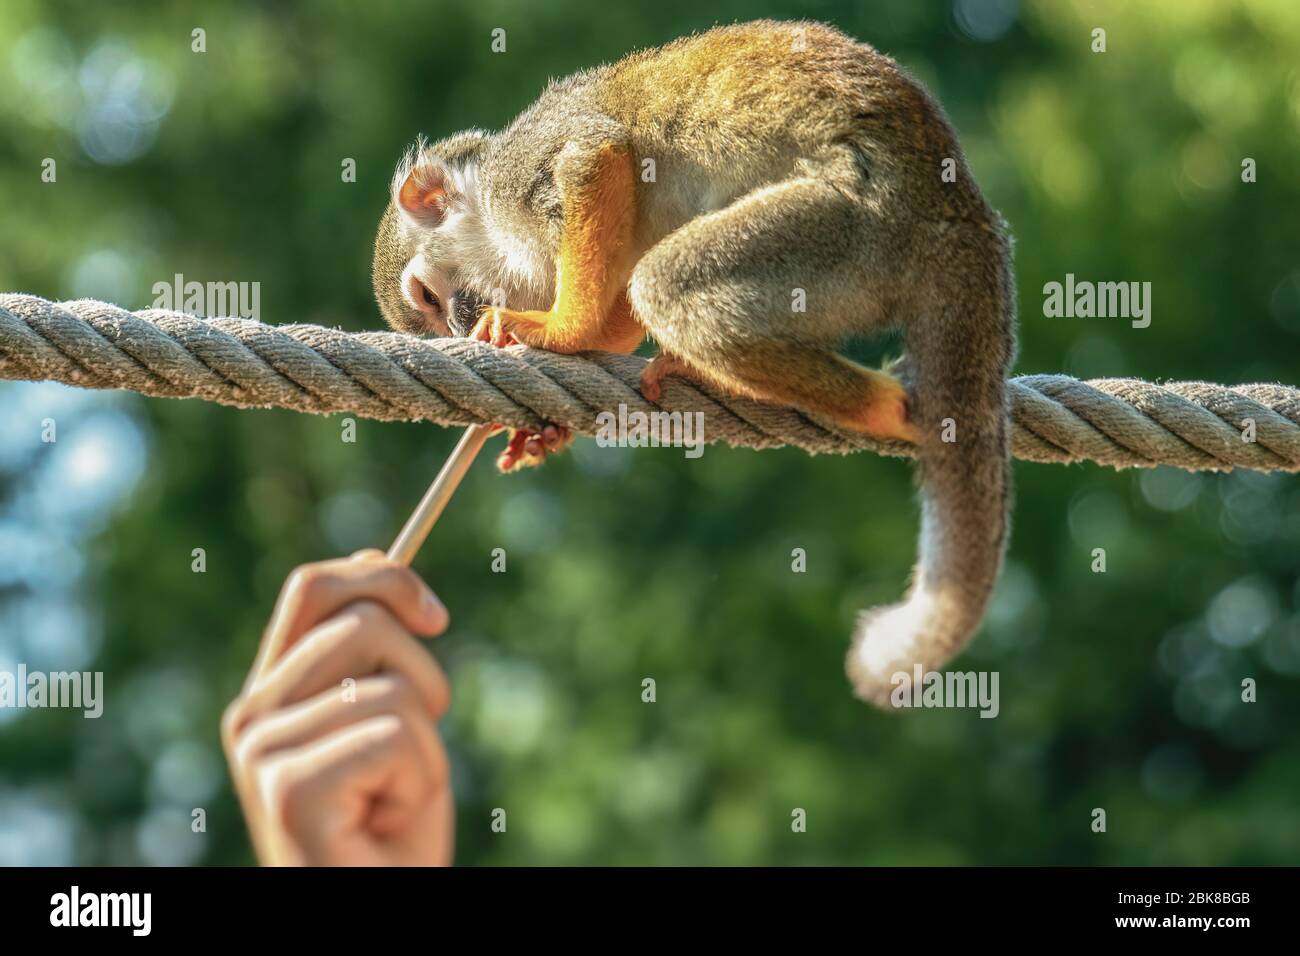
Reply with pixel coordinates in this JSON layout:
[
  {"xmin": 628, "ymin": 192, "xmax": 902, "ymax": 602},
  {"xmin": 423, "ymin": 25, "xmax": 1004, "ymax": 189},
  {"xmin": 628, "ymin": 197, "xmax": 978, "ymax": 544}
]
[
  {"xmin": 408, "ymin": 274, "xmax": 443, "ymax": 315},
  {"xmin": 403, "ymin": 270, "xmax": 453, "ymax": 336}
]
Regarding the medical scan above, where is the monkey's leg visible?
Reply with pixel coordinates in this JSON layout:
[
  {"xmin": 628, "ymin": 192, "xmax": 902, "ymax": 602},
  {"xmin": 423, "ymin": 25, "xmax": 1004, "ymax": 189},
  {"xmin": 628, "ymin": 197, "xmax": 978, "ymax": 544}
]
[
  {"xmin": 709, "ymin": 343, "xmax": 915, "ymax": 442},
  {"xmin": 472, "ymin": 143, "xmax": 642, "ymax": 354},
  {"xmin": 638, "ymin": 345, "xmax": 911, "ymax": 444},
  {"xmin": 628, "ymin": 162, "xmax": 917, "ymax": 443}
]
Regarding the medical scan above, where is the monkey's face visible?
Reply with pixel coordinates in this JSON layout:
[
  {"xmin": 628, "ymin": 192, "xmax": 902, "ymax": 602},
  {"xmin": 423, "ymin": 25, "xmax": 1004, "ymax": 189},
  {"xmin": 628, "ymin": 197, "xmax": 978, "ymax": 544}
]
[
  {"xmin": 372, "ymin": 202, "xmax": 467, "ymax": 337},
  {"xmin": 373, "ymin": 133, "xmax": 489, "ymax": 338}
]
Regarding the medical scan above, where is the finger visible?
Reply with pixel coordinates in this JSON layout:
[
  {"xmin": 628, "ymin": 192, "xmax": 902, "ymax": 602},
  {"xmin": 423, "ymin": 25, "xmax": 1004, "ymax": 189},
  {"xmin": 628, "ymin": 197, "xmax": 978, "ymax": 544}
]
[
  {"xmin": 233, "ymin": 600, "xmax": 451, "ymax": 737},
  {"xmin": 224, "ymin": 671, "xmax": 436, "ymax": 851},
  {"xmin": 232, "ymin": 673, "xmax": 440, "ymax": 776},
  {"xmin": 254, "ymin": 558, "xmax": 448, "ymax": 682},
  {"xmin": 257, "ymin": 713, "xmax": 448, "ymax": 864},
  {"xmin": 497, "ymin": 429, "xmax": 532, "ymax": 472}
]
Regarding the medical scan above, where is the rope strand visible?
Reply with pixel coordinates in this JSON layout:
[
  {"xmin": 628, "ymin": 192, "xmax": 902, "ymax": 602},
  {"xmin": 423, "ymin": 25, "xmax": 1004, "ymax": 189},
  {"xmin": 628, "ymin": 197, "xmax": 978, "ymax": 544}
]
[{"xmin": 2, "ymin": 293, "xmax": 1297, "ymax": 472}]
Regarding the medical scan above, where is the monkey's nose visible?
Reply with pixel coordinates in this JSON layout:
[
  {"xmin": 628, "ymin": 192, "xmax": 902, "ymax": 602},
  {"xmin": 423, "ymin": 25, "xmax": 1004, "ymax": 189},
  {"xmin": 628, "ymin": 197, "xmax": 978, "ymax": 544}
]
[{"xmin": 450, "ymin": 290, "xmax": 481, "ymax": 337}]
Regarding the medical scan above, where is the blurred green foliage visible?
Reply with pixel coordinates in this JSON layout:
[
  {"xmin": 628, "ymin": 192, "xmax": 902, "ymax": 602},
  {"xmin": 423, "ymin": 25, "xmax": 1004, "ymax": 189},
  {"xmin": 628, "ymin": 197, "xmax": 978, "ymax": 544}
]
[{"xmin": 1, "ymin": 0, "xmax": 1298, "ymax": 865}]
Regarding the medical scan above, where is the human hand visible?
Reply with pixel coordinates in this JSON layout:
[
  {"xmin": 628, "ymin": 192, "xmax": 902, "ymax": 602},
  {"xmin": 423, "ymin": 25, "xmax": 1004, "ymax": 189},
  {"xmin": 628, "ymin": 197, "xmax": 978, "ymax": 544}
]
[{"xmin": 222, "ymin": 550, "xmax": 453, "ymax": 866}]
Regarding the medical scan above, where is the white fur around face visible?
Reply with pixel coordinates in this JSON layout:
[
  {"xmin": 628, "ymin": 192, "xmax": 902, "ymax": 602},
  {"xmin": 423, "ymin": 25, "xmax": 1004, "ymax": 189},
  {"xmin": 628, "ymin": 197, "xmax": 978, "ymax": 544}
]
[
  {"xmin": 394, "ymin": 146, "xmax": 553, "ymax": 313},
  {"xmin": 399, "ymin": 254, "xmax": 452, "ymax": 310}
]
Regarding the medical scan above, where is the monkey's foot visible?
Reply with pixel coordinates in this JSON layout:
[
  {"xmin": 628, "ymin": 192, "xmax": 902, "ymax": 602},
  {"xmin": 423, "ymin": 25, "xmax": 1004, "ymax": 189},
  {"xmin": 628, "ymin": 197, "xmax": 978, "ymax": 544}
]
[
  {"xmin": 640, "ymin": 352, "xmax": 704, "ymax": 402},
  {"xmin": 497, "ymin": 424, "xmax": 573, "ymax": 473},
  {"xmin": 470, "ymin": 308, "xmax": 553, "ymax": 350},
  {"xmin": 848, "ymin": 371, "xmax": 920, "ymax": 444}
]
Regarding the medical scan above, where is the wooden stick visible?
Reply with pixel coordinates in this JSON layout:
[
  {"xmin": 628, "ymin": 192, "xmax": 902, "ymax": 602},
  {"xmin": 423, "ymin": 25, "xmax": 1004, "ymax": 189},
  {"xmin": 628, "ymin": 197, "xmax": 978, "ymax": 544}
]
[{"xmin": 386, "ymin": 424, "xmax": 493, "ymax": 566}]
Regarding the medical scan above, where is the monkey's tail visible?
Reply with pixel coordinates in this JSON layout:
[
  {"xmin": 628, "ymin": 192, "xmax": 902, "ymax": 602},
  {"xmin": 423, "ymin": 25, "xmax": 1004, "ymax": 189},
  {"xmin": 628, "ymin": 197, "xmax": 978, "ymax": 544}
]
[{"xmin": 846, "ymin": 248, "xmax": 1016, "ymax": 708}]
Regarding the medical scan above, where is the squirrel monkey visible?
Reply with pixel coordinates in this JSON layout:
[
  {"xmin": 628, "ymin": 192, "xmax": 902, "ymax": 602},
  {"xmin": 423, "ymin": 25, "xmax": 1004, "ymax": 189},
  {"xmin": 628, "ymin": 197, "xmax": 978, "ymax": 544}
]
[{"xmin": 372, "ymin": 20, "xmax": 1017, "ymax": 706}]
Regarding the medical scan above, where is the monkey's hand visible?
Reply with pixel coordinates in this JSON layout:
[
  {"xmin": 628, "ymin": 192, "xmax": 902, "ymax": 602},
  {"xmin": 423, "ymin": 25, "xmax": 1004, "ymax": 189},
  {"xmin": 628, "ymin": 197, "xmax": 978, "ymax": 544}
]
[
  {"xmin": 470, "ymin": 307, "xmax": 550, "ymax": 350},
  {"xmin": 495, "ymin": 423, "xmax": 573, "ymax": 473},
  {"xmin": 466, "ymin": 317, "xmax": 574, "ymax": 472}
]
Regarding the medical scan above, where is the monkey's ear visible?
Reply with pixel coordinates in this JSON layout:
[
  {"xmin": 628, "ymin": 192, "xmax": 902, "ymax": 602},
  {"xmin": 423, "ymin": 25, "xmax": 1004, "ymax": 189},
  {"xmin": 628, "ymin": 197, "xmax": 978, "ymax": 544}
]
[{"xmin": 394, "ymin": 155, "xmax": 456, "ymax": 225}]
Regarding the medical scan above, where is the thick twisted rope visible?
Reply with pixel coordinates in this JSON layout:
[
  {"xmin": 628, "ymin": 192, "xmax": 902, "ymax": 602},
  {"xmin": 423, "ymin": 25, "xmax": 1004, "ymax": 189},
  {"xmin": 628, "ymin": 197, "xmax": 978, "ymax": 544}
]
[{"xmin": 2, "ymin": 293, "xmax": 1297, "ymax": 472}]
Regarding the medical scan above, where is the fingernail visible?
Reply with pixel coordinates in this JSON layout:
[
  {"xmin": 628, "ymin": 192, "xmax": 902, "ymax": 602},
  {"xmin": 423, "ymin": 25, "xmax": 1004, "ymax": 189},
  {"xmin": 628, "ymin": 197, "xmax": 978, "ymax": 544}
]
[{"xmin": 423, "ymin": 588, "xmax": 447, "ymax": 620}]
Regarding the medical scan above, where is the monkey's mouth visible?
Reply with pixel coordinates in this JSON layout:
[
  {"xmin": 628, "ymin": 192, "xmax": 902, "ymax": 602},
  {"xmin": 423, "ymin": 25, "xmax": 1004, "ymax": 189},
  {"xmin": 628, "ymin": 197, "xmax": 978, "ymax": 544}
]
[{"xmin": 449, "ymin": 289, "xmax": 481, "ymax": 337}]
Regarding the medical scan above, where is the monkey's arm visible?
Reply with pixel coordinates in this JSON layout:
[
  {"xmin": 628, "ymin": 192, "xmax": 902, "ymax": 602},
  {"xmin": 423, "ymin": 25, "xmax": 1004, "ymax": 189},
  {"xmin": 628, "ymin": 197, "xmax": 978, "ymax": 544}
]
[{"xmin": 471, "ymin": 143, "xmax": 643, "ymax": 354}]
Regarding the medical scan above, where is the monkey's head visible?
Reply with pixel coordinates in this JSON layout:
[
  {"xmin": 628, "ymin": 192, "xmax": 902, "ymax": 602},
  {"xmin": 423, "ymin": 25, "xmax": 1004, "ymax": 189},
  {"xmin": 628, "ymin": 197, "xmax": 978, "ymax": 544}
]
[{"xmin": 373, "ymin": 131, "xmax": 490, "ymax": 337}]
